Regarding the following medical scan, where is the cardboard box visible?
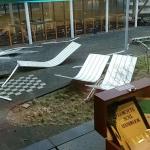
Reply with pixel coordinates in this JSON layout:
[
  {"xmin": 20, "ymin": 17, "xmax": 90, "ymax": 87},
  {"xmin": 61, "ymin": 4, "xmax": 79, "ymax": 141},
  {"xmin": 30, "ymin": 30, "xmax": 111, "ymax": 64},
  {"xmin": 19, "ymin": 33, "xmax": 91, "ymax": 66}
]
[{"xmin": 94, "ymin": 78, "xmax": 150, "ymax": 150}]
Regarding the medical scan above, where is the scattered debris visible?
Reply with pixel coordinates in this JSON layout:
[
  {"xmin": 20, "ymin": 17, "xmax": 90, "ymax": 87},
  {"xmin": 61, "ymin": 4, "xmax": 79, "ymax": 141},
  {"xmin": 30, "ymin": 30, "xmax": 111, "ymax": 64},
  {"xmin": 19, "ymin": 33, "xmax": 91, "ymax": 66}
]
[
  {"xmin": 0, "ymin": 95, "xmax": 12, "ymax": 101},
  {"xmin": 42, "ymin": 37, "xmax": 79, "ymax": 44},
  {"xmin": 21, "ymin": 103, "xmax": 31, "ymax": 109},
  {"xmin": 7, "ymin": 86, "xmax": 93, "ymax": 126}
]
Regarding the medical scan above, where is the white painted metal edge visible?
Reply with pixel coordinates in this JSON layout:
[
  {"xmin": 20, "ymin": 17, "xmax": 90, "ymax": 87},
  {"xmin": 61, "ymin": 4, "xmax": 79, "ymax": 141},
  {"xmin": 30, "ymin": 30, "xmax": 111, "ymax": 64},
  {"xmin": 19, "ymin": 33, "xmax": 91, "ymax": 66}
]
[{"xmin": 42, "ymin": 37, "xmax": 79, "ymax": 45}]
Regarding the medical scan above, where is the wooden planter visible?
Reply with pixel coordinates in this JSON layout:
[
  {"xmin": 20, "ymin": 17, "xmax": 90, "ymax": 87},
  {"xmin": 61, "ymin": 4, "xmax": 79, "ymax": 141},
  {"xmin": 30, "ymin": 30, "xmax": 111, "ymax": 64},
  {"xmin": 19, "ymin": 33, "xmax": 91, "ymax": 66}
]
[{"xmin": 94, "ymin": 78, "xmax": 150, "ymax": 150}]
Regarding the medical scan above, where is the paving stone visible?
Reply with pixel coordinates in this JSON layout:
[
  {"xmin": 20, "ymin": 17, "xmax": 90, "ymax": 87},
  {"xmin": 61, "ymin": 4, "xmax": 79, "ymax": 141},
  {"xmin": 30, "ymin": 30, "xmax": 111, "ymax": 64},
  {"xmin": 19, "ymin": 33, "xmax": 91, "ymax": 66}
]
[
  {"xmin": 20, "ymin": 139, "xmax": 55, "ymax": 150},
  {"xmin": 0, "ymin": 143, "xmax": 10, "ymax": 150},
  {"xmin": 49, "ymin": 120, "xmax": 94, "ymax": 146},
  {"xmin": 57, "ymin": 131, "xmax": 105, "ymax": 150}
]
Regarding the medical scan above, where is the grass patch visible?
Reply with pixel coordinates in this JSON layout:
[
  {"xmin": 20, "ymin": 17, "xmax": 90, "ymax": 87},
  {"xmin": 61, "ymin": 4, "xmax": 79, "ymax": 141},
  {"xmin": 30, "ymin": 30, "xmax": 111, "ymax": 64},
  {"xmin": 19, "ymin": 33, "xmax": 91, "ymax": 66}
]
[
  {"xmin": 7, "ymin": 56, "xmax": 150, "ymax": 127},
  {"xmin": 7, "ymin": 86, "xmax": 93, "ymax": 126},
  {"xmin": 133, "ymin": 55, "xmax": 150, "ymax": 80},
  {"xmin": 138, "ymin": 98, "xmax": 150, "ymax": 114}
]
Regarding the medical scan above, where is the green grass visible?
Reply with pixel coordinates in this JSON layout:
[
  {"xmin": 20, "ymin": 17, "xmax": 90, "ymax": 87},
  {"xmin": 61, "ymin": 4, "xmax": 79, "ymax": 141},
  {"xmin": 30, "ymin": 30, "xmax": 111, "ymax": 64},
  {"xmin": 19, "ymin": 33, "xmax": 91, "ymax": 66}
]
[
  {"xmin": 131, "ymin": 56, "xmax": 150, "ymax": 115},
  {"xmin": 139, "ymin": 98, "xmax": 150, "ymax": 114},
  {"xmin": 133, "ymin": 55, "xmax": 150, "ymax": 80}
]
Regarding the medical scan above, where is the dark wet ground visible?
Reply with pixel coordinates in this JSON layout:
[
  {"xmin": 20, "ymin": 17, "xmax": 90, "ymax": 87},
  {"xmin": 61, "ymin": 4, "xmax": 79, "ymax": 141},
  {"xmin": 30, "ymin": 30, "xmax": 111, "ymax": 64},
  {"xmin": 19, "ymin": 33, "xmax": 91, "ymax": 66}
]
[
  {"xmin": 0, "ymin": 26, "xmax": 150, "ymax": 150},
  {"xmin": 0, "ymin": 124, "xmax": 77, "ymax": 150}
]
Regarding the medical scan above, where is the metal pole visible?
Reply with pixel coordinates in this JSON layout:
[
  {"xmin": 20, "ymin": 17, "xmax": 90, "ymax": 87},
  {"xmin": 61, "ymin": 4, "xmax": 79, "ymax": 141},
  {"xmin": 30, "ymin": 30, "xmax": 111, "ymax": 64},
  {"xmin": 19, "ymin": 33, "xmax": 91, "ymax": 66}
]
[
  {"xmin": 9, "ymin": 3, "xmax": 15, "ymax": 25},
  {"xmin": 125, "ymin": 0, "xmax": 130, "ymax": 50},
  {"xmin": 105, "ymin": 0, "xmax": 109, "ymax": 32},
  {"xmin": 135, "ymin": 0, "xmax": 139, "ymax": 27},
  {"xmin": 24, "ymin": 2, "xmax": 33, "ymax": 44},
  {"xmin": 70, "ymin": 0, "xmax": 75, "ymax": 38}
]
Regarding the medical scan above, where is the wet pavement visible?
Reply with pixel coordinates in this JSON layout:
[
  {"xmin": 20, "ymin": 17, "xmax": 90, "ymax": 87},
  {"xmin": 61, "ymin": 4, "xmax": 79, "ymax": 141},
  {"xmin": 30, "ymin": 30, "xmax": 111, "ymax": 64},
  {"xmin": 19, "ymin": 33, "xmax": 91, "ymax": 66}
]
[
  {"xmin": 0, "ymin": 26, "xmax": 150, "ymax": 104},
  {"xmin": 21, "ymin": 121, "xmax": 106, "ymax": 150},
  {"xmin": 0, "ymin": 26, "xmax": 150, "ymax": 150}
]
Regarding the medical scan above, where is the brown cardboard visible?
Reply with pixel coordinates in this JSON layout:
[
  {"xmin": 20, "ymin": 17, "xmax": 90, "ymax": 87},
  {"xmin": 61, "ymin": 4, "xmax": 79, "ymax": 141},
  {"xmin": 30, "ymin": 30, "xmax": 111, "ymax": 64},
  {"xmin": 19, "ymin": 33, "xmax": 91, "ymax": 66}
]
[{"xmin": 94, "ymin": 78, "xmax": 150, "ymax": 150}]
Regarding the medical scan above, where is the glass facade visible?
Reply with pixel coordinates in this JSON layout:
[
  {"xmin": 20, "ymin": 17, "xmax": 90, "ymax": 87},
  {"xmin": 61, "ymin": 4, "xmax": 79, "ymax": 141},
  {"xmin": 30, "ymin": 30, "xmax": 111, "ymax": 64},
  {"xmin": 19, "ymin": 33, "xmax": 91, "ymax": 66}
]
[{"xmin": 0, "ymin": 0, "xmax": 126, "ymax": 46}]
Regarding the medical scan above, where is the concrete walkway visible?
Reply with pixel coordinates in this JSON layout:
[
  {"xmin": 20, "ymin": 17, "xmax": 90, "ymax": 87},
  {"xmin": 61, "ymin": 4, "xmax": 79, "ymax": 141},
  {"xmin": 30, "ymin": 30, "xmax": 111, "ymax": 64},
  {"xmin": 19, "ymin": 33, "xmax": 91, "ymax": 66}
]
[{"xmin": 21, "ymin": 121, "xmax": 106, "ymax": 150}]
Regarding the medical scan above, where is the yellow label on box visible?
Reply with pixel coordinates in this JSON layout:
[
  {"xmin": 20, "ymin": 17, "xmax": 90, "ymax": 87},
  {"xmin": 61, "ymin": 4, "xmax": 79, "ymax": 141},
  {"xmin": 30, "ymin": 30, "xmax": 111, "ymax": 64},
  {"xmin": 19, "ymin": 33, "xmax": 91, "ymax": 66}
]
[
  {"xmin": 108, "ymin": 99, "xmax": 149, "ymax": 150},
  {"xmin": 128, "ymin": 129, "xmax": 150, "ymax": 150},
  {"xmin": 116, "ymin": 101, "xmax": 147, "ymax": 140}
]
